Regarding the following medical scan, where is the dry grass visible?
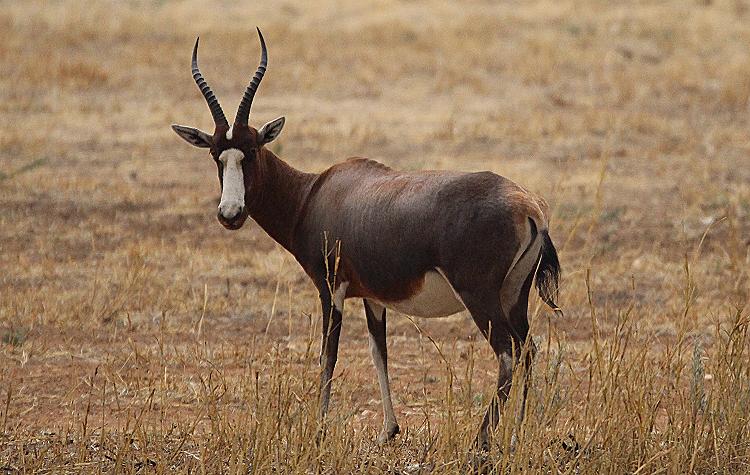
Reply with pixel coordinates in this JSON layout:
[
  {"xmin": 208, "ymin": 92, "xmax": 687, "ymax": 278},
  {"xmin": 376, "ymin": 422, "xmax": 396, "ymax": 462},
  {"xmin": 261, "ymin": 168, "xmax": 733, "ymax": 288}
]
[{"xmin": 1, "ymin": 0, "xmax": 749, "ymax": 472}]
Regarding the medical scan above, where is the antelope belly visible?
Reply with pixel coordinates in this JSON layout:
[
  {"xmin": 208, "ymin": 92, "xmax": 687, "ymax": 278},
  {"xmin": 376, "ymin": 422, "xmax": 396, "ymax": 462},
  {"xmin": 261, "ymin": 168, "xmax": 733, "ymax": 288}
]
[{"xmin": 377, "ymin": 270, "xmax": 465, "ymax": 318}]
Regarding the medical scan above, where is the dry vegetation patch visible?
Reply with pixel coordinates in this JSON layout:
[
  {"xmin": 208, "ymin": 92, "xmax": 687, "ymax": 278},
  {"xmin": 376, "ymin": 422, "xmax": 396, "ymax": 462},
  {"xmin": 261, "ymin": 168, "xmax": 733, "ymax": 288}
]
[{"xmin": 1, "ymin": 0, "xmax": 749, "ymax": 472}]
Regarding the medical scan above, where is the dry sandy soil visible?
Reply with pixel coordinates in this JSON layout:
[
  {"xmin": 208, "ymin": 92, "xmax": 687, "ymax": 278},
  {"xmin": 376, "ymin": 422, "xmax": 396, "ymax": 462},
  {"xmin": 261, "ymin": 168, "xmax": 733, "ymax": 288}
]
[{"xmin": 1, "ymin": 0, "xmax": 749, "ymax": 472}]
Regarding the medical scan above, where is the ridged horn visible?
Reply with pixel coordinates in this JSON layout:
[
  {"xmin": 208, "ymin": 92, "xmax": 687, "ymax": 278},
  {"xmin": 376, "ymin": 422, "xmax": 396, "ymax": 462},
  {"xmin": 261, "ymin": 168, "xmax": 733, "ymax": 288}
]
[
  {"xmin": 234, "ymin": 27, "xmax": 267, "ymax": 127},
  {"xmin": 191, "ymin": 37, "xmax": 228, "ymax": 127}
]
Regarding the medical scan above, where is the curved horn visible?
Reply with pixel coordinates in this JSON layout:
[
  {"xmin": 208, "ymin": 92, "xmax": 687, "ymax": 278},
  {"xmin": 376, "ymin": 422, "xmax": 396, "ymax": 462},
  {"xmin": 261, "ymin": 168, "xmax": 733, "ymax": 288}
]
[
  {"xmin": 234, "ymin": 27, "xmax": 268, "ymax": 127},
  {"xmin": 192, "ymin": 37, "xmax": 228, "ymax": 127}
]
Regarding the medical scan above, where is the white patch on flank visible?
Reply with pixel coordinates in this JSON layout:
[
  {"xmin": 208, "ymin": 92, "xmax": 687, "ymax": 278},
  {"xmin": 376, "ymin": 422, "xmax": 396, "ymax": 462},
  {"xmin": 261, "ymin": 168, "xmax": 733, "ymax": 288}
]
[
  {"xmin": 500, "ymin": 222, "xmax": 542, "ymax": 318},
  {"xmin": 333, "ymin": 281, "xmax": 349, "ymax": 311},
  {"xmin": 506, "ymin": 228, "xmax": 530, "ymax": 284},
  {"xmin": 226, "ymin": 128, "xmax": 233, "ymax": 140},
  {"xmin": 218, "ymin": 148, "xmax": 245, "ymax": 219},
  {"xmin": 376, "ymin": 268, "xmax": 465, "ymax": 318}
]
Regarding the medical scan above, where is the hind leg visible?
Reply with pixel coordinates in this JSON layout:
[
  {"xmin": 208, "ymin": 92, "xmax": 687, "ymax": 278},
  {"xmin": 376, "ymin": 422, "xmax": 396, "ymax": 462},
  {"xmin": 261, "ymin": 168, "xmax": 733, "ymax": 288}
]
[
  {"xmin": 499, "ymin": 230, "xmax": 543, "ymax": 425},
  {"xmin": 458, "ymin": 289, "xmax": 527, "ymax": 450},
  {"xmin": 502, "ymin": 269, "xmax": 537, "ymax": 427}
]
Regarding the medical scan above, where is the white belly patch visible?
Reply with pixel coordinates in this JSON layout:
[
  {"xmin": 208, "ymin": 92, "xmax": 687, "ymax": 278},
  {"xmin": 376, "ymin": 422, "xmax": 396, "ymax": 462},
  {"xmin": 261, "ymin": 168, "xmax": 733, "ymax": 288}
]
[{"xmin": 374, "ymin": 269, "xmax": 465, "ymax": 318}]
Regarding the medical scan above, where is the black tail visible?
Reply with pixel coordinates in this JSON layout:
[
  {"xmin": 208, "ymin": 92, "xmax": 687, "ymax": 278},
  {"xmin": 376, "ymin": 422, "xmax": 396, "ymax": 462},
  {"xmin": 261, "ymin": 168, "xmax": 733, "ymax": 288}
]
[{"xmin": 535, "ymin": 224, "xmax": 563, "ymax": 317}]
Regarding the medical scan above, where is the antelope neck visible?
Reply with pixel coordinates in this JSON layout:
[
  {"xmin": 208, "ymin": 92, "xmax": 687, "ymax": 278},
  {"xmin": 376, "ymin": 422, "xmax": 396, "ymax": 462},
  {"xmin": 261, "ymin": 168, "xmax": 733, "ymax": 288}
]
[{"xmin": 246, "ymin": 148, "xmax": 317, "ymax": 252}]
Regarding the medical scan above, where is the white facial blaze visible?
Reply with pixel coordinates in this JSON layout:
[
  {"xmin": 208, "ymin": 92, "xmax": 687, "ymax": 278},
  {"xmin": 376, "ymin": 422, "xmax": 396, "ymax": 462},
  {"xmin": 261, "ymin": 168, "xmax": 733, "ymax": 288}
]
[{"xmin": 218, "ymin": 148, "xmax": 245, "ymax": 219}]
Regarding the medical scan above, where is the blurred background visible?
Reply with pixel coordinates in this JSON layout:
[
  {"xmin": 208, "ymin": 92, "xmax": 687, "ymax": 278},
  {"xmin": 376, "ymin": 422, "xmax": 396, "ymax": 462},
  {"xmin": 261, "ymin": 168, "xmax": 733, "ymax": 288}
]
[{"xmin": 1, "ymin": 0, "xmax": 749, "ymax": 471}]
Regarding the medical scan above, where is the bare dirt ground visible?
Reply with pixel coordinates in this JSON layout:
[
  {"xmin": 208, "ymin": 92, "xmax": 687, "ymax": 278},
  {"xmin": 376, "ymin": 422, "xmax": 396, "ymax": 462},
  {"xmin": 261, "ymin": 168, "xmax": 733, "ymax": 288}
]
[{"xmin": 1, "ymin": 0, "xmax": 749, "ymax": 472}]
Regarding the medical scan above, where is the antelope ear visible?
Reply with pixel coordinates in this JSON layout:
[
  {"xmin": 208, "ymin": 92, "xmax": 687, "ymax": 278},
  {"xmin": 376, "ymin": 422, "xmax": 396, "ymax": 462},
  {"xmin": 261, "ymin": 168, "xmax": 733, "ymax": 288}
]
[
  {"xmin": 171, "ymin": 124, "xmax": 213, "ymax": 149},
  {"xmin": 258, "ymin": 116, "xmax": 285, "ymax": 145}
]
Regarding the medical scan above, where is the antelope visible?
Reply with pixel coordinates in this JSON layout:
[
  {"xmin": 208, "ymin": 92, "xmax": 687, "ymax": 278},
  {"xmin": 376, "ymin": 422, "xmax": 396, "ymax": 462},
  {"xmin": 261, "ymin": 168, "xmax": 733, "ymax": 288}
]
[{"xmin": 171, "ymin": 29, "xmax": 562, "ymax": 448}]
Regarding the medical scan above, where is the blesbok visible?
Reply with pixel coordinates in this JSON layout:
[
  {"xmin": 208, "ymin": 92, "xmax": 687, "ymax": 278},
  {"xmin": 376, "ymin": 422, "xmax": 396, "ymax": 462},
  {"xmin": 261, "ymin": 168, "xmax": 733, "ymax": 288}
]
[{"xmin": 171, "ymin": 29, "xmax": 562, "ymax": 448}]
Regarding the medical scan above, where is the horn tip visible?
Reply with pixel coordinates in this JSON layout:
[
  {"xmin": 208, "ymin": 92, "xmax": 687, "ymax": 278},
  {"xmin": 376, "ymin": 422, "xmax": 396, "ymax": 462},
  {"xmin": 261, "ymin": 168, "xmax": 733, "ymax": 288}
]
[{"xmin": 192, "ymin": 37, "xmax": 200, "ymax": 61}]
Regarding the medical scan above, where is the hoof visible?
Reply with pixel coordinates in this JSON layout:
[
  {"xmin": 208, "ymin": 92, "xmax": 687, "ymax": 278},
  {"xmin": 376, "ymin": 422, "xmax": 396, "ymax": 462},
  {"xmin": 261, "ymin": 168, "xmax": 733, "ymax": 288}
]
[
  {"xmin": 474, "ymin": 435, "xmax": 490, "ymax": 453},
  {"xmin": 376, "ymin": 423, "xmax": 400, "ymax": 445},
  {"xmin": 467, "ymin": 451, "xmax": 493, "ymax": 474}
]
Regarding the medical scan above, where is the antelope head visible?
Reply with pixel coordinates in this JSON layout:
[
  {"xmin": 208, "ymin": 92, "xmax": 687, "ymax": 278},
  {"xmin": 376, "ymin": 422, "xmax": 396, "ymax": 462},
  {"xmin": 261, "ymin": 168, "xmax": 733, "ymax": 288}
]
[{"xmin": 171, "ymin": 28, "xmax": 285, "ymax": 230}]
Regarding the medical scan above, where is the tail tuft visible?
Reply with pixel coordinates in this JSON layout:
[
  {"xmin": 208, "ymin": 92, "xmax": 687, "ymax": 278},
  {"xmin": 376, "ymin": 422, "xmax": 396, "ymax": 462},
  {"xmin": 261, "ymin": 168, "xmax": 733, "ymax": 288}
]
[{"xmin": 536, "ymin": 228, "xmax": 563, "ymax": 317}]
